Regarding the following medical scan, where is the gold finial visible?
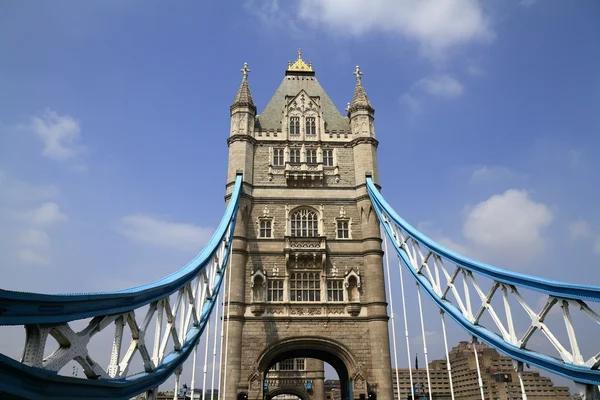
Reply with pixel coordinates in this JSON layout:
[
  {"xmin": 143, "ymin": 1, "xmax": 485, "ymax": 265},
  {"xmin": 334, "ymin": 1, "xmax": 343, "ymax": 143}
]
[
  {"xmin": 287, "ymin": 49, "xmax": 313, "ymax": 72},
  {"xmin": 353, "ymin": 65, "xmax": 363, "ymax": 81},
  {"xmin": 241, "ymin": 62, "xmax": 251, "ymax": 78}
]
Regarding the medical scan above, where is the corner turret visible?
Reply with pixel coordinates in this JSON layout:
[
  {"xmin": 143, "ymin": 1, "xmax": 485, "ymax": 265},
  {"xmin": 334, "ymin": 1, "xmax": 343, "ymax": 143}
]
[
  {"xmin": 348, "ymin": 66, "xmax": 375, "ymax": 138},
  {"xmin": 230, "ymin": 62, "xmax": 256, "ymax": 137}
]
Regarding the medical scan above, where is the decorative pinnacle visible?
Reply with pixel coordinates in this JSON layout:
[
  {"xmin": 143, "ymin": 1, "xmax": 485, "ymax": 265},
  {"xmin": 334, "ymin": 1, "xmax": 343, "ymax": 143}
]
[
  {"xmin": 241, "ymin": 62, "xmax": 250, "ymax": 78},
  {"xmin": 287, "ymin": 48, "xmax": 313, "ymax": 72},
  {"xmin": 353, "ymin": 65, "xmax": 363, "ymax": 81}
]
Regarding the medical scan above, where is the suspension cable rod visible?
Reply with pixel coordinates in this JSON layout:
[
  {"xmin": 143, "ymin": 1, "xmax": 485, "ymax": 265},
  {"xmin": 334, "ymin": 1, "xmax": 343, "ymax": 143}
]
[
  {"xmin": 440, "ymin": 311, "xmax": 455, "ymax": 400},
  {"xmin": 416, "ymin": 283, "xmax": 433, "ymax": 400},
  {"xmin": 221, "ymin": 239, "xmax": 234, "ymax": 400},
  {"xmin": 383, "ymin": 231, "xmax": 401, "ymax": 400},
  {"xmin": 397, "ymin": 253, "xmax": 416, "ymax": 400},
  {"xmin": 472, "ymin": 338, "xmax": 485, "ymax": 400}
]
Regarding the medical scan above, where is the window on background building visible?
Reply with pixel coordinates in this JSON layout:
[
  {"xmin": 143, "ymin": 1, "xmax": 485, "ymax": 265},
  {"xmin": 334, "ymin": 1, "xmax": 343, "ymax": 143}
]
[
  {"xmin": 306, "ymin": 149, "xmax": 317, "ymax": 164},
  {"xmin": 295, "ymin": 359, "xmax": 305, "ymax": 370},
  {"xmin": 273, "ymin": 148, "xmax": 284, "ymax": 166},
  {"xmin": 267, "ymin": 279, "xmax": 284, "ymax": 301},
  {"xmin": 279, "ymin": 359, "xmax": 296, "ymax": 371},
  {"xmin": 327, "ymin": 280, "xmax": 344, "ymax": 302},
  {"xmin": 290, "ymin": 272, "xmax": 321, "ymax": 302},
  {"xmin": 323, "ymin": 149, "xmax": 333, "ymax": 166},
  {"xmin": 290, "ymin": 117, "xmax": 300, "ymax": 135},
  {"xmin": 337, "ymin": 220, "xmax": 349, "ymax": 239},
  {"xmin": 259, "ymin": 219, "xmax": 272, "ymax": 238},
  {"xmin": 290, "ymin": 149, "xmax": 301, "ymax": 164},
  {"xmin": 306, "ymin": 117, "xmax": 316, "ymax": 135},
  {"xmin": 290, "ymin": 209, "xmax": 319, "ymax": 237}
]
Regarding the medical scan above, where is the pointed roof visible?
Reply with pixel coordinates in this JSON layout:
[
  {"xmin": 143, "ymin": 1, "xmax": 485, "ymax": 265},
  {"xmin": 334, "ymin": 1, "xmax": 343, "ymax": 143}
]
[
  {"xmin": 231, "ymin": 62, "xmax": 256, "ymax": 113},
  {"xmin": 256, "ymin": 53, "xmax": 350, "ymax": 132},
  {"xmin": 348, "ymin": 65, "xmax": 374, "ymax": 115},
  {"xmin": 256, "ymin": 74, "xmax": 350, "ymax": 132}
]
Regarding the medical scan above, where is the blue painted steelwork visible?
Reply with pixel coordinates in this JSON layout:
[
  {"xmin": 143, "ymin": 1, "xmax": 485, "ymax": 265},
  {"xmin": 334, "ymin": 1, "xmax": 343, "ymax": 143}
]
[
  {"xmin": 0, "ymin": 174, "xmax": 243, "ymax": 399},
  {"xmin": 366, "ymin": 177, "xmax": 600, "ymax": 386}
]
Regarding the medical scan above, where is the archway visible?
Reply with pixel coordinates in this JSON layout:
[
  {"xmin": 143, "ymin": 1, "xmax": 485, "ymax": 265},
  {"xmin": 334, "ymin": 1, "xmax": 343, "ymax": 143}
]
[
  {"xmin": 256, "ymin": 337, "xmax": 359, "ymax": 400},
  {"xmin": 266, "ymin": 387, "xmax": 309, "ymax": 400}
]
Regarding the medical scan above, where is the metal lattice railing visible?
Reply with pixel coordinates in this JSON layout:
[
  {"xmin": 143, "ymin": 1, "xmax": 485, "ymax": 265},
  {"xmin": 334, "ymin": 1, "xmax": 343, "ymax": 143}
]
[
  {"xmin": 0, "ymin": 174, "xmax": 242, "ymax": 400},
  {"xmin": 367, "ymin": 177, "xmax": 600, "ymax": 387}
]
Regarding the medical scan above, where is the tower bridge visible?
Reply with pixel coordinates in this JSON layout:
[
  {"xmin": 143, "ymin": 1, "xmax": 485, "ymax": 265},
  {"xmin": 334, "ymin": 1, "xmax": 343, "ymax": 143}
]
[{"xmin": 1, "ymin": 51, "xmax": 600, "ymax": 400}]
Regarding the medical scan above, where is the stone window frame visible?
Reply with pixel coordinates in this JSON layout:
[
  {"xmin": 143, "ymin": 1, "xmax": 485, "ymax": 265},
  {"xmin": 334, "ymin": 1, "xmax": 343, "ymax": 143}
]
[
  {"xmin": 258, "ymin": 218, "xmax": 273, "ymax": 238},
  {"xmin": 336, "ymin": 219, "xmax": 351, "ymax": 239},
  {"xmin": 289, "ymin": 148, "xmax": 301, "ymax": 164},
  {"xmin": 322, "ymin": 149, "xmax": 334, "ymax": 167},
  {"xmin": 272, "ymin": 148, "xmax": 285, "ymax": 167},
  {"xmin": 289, "ymin": 271, "xmax": 322, "ymax": 302},
  {"xmin": 305, "ymin": 116, "xmax": 316, "ymax": 135},
  {"xmin": 289, "ymin": 207, "xmax": 320, "ymax": 237},
  {"xmin": 289, "ymin": 116, "xmax": 300, "ymax": 136},
  {"xmin": 256, "ymin": 205, "xmax": 275, "ymax": 239},
  {"xmin": 326, "ymin": 279, "xmax": 345, "ymax": 302},
  {"xmin": 306, "ymin": 148, "xmax": 318, "ymax": 164},
  {"xmin": 267, "ymin": 279, "xmax": 284, "ymax": 302},
  {"xmin": 273, "ymin": 358, "xmax": 305, "ymax": 371},
  {"xmin": 334, "ymin": 206, "xmax": 351, "ymax": 239}
]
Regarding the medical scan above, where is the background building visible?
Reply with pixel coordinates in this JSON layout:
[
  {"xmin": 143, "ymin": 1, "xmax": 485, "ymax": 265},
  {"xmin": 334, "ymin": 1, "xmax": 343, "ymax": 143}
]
[{"xmin": 392, "ymin": 341, "xmax": 570, "ymax": 400}]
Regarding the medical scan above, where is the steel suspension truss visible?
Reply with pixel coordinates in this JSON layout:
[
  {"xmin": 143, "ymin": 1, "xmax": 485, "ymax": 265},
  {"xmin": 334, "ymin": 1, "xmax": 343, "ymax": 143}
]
[
  {"xmin": 367, "ymin": 177, "xmax": 600, "ymax": 388},
  {"xmin": 0, "ymin": 174, "xmax": 243, "ymax": 400}
]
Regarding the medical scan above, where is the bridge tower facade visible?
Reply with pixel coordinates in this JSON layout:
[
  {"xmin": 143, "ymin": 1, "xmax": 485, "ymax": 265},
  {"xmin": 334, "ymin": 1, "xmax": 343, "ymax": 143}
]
[{"xmin": 223, "ymin": 52, "xmax": 393, "ymax": 400}]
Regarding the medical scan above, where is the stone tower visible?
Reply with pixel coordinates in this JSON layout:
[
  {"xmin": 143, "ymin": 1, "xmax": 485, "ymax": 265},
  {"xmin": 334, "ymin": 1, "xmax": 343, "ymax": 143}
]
[{"xmin": 223, "ymin": 51, "xmax": 393, "ymax": 400}]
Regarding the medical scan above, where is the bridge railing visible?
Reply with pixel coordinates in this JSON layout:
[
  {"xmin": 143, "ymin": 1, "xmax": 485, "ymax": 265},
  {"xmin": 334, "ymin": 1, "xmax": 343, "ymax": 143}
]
[
  {"xmin": 0, "ymin": 174, "xmax": 243, "ymax": 400},
  {"xmin": 367, "ymin": 177, "xmax": 600, "ymax": 388}
]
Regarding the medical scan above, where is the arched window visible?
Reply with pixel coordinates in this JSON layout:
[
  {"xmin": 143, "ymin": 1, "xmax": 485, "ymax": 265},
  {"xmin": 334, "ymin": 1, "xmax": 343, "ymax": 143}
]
[
  {"xmin": 289, "ymin": 117, "xmax": 300, "ymax": 135},
  {"xmin": 290, "ymin": 209, "xmax": 319, "ymax": 237}
]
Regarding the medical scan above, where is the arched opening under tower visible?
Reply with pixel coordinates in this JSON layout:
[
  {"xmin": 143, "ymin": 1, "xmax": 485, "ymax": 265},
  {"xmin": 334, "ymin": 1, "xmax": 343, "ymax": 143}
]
[
  {"xmin": 266, "ymin": 387, "xmax": 308, "ymax": 400},
  {"xmin": 257, "ymin": 337, "xmax": 360, "ymax": 400}
]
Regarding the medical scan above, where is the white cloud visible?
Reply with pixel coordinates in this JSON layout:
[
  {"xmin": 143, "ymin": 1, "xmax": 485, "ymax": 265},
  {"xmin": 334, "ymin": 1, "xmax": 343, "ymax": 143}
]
[
  {"xmin": 30, "ymin": 109, "xmax": 85, "ymax": 161},
  {"xmin": 17, "ymin": 228, "xmax": 50, "ymax": 247},
  {"xmin": 416, "ymin": 75, "xmax": 464, "ymax": 98},
  {"xmin": 402, "ymin": 74, "xmax": 464, "ymax": 113},
  {"xmin": 400, "ymin": 93, "xmax": 421, "ymax": 114},
  {"xmin": 295, "ymin": 0, "xmax": 495, "ymax": 59},
  {"xmin": 469, "ymin": 165, "xmax": 523, "ymax": 184},
  {"xmin": 17, "ymin": 249, "xmax": 50, "ymax": 266},
  {"xmin": 0, "ymin": 170, "xmax": 59, "ymax": 203},
  {"xmin": 463, "ymin": 189, "xmax": 553, "ymax": 265},
  {"xmin": 118, "ymin": 214, "xmax": 213, "ymax": 253},
  {"xmin": 569, "ymin": 219, "xmax": 591, "ymax": 240},
  {"xmin": 17, "ymin": 202, "xmax": 68, "ymax": 226},
  {"xmin": 437, "ymin": 236, "xmax": 471, "ymax": 257}
]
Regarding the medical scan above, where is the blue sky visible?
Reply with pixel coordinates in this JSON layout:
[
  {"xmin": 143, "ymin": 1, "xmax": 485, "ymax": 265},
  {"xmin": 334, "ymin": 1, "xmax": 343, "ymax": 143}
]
[{"xmin": 1, "ymin": 0, "xmax": 599, "ymax": 390}]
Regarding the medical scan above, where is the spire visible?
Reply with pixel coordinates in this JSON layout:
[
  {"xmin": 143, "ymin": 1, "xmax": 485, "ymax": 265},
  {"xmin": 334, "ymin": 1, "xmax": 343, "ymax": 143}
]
[
  {"xmin": 231, "ymin": 62, "xmax": 256, "ymax": 113},
  {"xmin": 348, "ymin": 65, "xmax": 374, "ymax": 115}
]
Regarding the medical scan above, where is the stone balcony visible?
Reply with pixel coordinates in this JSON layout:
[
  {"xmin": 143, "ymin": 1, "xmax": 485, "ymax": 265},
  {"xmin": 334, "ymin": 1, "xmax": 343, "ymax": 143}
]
[
  {"xmin": 284, "ymin": 236, "xmax": 327, "ymax": 269},
  {"xmin": 284, "ymin": 162, "xmax": 324, "ymax": 186}
]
